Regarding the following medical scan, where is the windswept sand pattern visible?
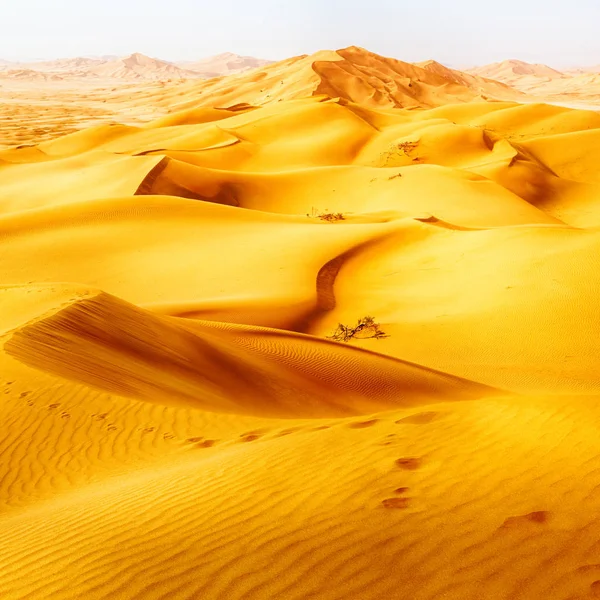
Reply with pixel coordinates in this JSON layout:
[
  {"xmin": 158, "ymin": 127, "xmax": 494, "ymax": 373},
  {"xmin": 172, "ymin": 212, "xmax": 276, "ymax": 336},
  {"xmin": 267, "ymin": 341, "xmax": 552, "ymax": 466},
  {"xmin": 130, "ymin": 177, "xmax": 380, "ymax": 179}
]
[
  {"xmin": 1, "ymin": 47, "xmax": 600, "ymax": 599},
  {"xmin": 5, "ymin": 291, "xmax": 500, "ymax": 418}
]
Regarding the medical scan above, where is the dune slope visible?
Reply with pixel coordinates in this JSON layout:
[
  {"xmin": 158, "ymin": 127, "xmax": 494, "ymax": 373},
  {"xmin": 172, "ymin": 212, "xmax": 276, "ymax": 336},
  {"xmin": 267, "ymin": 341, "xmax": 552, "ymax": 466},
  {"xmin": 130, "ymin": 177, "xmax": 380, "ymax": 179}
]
[{"xmin": 1, "ymin": 78, "xmax": 600, "ymax": 600}]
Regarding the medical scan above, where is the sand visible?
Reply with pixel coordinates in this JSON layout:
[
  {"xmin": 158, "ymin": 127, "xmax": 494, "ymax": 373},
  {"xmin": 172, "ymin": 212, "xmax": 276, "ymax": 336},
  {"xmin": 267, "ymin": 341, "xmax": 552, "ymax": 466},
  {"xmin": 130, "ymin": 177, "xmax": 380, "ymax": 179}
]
[
  {"xmin": 0, "ymin": 46, "xmax": 526, "ymax": 149},
  {"xmin": 1, "ymin": 47, "xmax": 600, "ymax": 600},
  {"xmin": 0, "ymin": 52, "xmax": 273, "ymax": 81},
  {"xmin": 467, "ymin": 60, "xmax": 600, "ymax": 109}
]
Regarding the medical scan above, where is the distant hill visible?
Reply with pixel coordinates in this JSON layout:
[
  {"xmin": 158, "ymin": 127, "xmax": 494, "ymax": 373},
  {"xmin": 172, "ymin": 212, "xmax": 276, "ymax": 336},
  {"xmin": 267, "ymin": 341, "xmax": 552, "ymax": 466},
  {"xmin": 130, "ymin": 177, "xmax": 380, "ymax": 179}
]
[
  {"xmin": 565, "ymin": 65, "xmax": 600, "ymax": 75},
  {"xmin": 416, "ymin": 59, "xmax": 519, "ymax": 92},
  {"xmin": 467, "ymin": 59, "xmax": 566, "ymax": 82},
  {"xmin": 0, "ymin": 68, "xmax": 64, "ymax": 81},
  {"xmin": 0, "ymin": 52, "xmax": 273, "ymax": 81},
  {"xmin": 462, "ymin": 58, "xmax": 600, "ymax": 104},
  {"xmin": 15, "ymin": 57, "xmax": 107, "ymax": 73},
  {"xmin": 84, "ymin": 53, "xmax": 198, "ymax": 80},
  {"xmin": 177, "ymin": 53, "xmax": 273, "ymax": 77}
]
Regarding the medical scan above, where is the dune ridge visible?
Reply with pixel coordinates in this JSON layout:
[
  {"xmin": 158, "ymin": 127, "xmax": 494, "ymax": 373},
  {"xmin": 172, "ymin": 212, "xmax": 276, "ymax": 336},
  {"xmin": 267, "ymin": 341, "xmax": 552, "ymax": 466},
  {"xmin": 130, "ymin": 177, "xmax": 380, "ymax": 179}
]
[{"xmin": 5, "ymin": 290, "xmax": 502, "ymax": 418}]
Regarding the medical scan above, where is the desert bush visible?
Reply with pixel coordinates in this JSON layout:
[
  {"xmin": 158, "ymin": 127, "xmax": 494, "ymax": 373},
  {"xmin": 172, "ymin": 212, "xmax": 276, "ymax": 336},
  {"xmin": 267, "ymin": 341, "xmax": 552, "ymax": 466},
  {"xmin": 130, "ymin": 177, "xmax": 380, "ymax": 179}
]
[
  {"xmin": 328, "ymin": 316, "xmax": 388, "ymax": 342},
  {"xmin": 318, "ymin": 212, "xmax": 345, "ymax": 222},
  {"xmin": 378, "ymin": 140, "xmax": 419, "ymax": 166},
  {"xmin": 396, "ymin": 141, "xmax": 419, "ymax": 155},
  {"xmin": 307, "ymin": 207, "xmax": 346, "ymax": 222}
]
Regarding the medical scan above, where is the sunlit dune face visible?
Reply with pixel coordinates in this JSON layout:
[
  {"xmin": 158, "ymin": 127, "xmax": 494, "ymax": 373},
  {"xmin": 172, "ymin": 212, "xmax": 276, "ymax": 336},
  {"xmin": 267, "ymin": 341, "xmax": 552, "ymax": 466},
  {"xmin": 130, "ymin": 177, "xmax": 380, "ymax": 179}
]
[{"xmin": 1, "ymin": 46, "xmax": 600, "ymax": 599}]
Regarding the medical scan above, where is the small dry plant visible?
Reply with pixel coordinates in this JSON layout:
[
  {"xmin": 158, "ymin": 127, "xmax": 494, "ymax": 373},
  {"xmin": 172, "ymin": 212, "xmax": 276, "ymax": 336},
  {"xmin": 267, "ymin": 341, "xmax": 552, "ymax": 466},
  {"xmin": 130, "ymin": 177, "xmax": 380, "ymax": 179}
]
[
  {"xmin": 307, "ymin": 207, "xmax": 346, "ymax": 222},
  {"xmin": 328, "ymin": 316, "xmax": 388, "ymax": 342},
  {"xmin": 396, "ymin": 141, "xmax": 419, "ymax": 155},
  {"xmin": 378, "ymin": 140, "xmax": 419, "ymax": 166}
]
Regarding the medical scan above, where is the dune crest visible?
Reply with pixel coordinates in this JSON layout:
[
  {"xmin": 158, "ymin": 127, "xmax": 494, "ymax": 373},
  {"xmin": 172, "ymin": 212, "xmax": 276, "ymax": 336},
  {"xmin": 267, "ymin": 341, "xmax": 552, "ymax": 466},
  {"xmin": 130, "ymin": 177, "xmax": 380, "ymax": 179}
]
[{"xmin": 5, "ymin": 290, "xmax": 501, "ymax": 418}]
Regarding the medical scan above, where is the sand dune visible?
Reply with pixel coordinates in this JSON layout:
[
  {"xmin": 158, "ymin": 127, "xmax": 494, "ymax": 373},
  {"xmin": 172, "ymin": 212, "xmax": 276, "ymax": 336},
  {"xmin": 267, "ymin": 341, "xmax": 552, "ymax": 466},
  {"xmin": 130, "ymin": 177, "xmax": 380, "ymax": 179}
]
[
  {"xmin": 0, "ymin": 47, "xmax": 523, "ymax": 149},
  {"xmin": 567, "ymin": 65, "xmax": 600, "ymax": 75},
  {"xmin": 468, "ymin": 59, "xmax": 600, "ymax": 107},
  {"xmin": 468, "ymin": 59, "xmax": 567, "ymax": 82},
  {"xmin": 111, "ymin": 46, "xmax": 523, "ymax": 116},
  {"xmin": 4, "ymin": 56, "xmax": 107, "ymax": 73},
  {"xmin": 0, "ymin": 53, "xmax": 193, "ymax": 82},
  {"xmin": 1, "ymin": 50, "xmax": 600, "ymax": 599},
  {"xmin": 177, "ymin": 52, "xmax": 273, "ymax": 77},
  {"xmin": 5, "ymin": 288, "xmax": 500, "ymax": 418},
  {"xmin": 86, "ymin": 53, "xmax": 200, "ymax": 80},
  {"xmin": 0, "ymin": 52, "xmax": 272, "ymax": 82}
]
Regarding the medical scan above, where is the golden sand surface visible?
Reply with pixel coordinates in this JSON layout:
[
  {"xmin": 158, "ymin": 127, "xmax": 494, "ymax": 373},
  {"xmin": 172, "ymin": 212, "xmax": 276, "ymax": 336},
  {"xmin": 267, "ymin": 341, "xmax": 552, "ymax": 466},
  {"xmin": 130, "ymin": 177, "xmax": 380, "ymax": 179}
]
[
  {"xmin": 1, "ymin": 46, "xmax": 524, "ymax": 149},
  {"xmin": 0, "ymin": 79, "xmax": 177, "ymax": 148},
  {"xmin": 2, "ymin": 47, "xmax": 600, "ymax": 600}
]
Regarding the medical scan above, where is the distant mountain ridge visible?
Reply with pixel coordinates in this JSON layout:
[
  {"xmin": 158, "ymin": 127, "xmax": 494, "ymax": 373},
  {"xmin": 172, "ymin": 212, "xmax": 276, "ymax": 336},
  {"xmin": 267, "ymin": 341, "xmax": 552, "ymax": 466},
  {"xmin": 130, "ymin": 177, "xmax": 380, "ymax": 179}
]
[
  {"xmin": 176, "ymin": 52, "xmax": 273, "ymax": 78},
  {"xmin": 464, "ymin": 58, "xmax": 600, "ymax": 106},
  {"xmin": 468, "ymin": 59, "xmax": 600, "ymax": 83},
  {"xmin": 0, "ymin": 52, "xmax": 273, "ymax": 81},
  {"xmin": 467, "ymin": 59, "xmax": 566, "ymax": 82}
]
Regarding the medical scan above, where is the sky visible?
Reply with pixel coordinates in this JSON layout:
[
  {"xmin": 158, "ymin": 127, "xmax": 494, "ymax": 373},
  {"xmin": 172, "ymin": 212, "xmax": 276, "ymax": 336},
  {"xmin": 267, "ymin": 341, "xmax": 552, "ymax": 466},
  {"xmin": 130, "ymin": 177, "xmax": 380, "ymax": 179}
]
[{"xmin": 2, "ymin": 0, "xmax": 600, "ymax": 68}]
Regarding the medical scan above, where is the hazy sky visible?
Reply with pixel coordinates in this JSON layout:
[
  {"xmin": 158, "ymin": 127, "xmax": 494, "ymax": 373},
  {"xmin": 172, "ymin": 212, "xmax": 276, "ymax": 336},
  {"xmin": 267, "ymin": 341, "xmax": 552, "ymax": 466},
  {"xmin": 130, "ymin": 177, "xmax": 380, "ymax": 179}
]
[{"xmin": 2, "ymin": 0, "xmax": 600, "ymax": 68}]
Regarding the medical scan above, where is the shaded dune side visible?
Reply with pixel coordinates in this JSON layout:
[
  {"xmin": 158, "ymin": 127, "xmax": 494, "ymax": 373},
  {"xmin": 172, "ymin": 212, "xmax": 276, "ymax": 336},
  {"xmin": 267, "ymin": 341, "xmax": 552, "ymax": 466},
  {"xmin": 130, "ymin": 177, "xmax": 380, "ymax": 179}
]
[
  {"xmin": 133, "ymin": 156, "xmax": 240, "ymax": 205},
  {"xmin": 5, "ymin": 292, "xmax": 503, "ymax": 418},
  {"xmin": 133, "ymin": 156, "xmax": 170, "ymax": 195},
  {"xmin": 286, "ymin": 235, "xmax": 396, "ymax": 333}
]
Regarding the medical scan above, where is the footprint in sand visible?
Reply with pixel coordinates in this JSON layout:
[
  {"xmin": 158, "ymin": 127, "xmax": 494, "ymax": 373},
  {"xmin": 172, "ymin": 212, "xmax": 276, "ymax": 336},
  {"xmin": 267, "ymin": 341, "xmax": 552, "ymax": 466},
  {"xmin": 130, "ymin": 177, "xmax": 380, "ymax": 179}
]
[
  {"xmin": 382, "ymin": 485, "xmax": 411, "ymax": 509},
  {"xmin": 382, "ymin": 497, "xmax": 410, "ymax": 509},
  {"xmin": 577, "ymin": 564, "xmax": 600, "ymax": 574},
  {"xmin": 48, "ymin": 403, "xmax": 60, "ymax": 409},
  {"xmin": 379, "ymin": 433, "xmax": 401, "ymax": 446},
  {"xmin": 240, "ymin": 429, "xmax": 268, "ymax": 437},
  {"xmin": 347, "ymin": 419, "xmax": 379, "ymax": 429},
  {"xmin": 395, "ymin": 457, "xmax": 422, "ymax": 470},
  {"xmin": 274, "ymin": 427, "xmax": 304, "ymax": 437},
  {"xmin": 196, "ymin": 439, "xmax": 217, "ymax": 448},
  {"xmin": 500, "ymin": 511, "xmax": 550, "ymax": 529},
  {"xmin": 186, "ymin": 437, "xmax": 204, "ymax": 443}
]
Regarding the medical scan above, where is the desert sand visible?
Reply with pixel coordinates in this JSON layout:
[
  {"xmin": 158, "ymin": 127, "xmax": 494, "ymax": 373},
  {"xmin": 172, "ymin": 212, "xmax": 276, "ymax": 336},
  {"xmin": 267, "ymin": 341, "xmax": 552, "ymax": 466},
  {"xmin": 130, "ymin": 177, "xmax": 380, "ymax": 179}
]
[
  {"xmin": 468, "ymin": 59, "xmax": 600, "ymax": 108},
  {"xmin": 2, "ymin": 46, "xmax": 600, "ymax": 600},
  {"xmin": 0, "ymin": 52, "xmax": 273, "ymax": 81},
  {"xmin": 0, "ymin": 47, "xmax": 524, "ymax": 148}
]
